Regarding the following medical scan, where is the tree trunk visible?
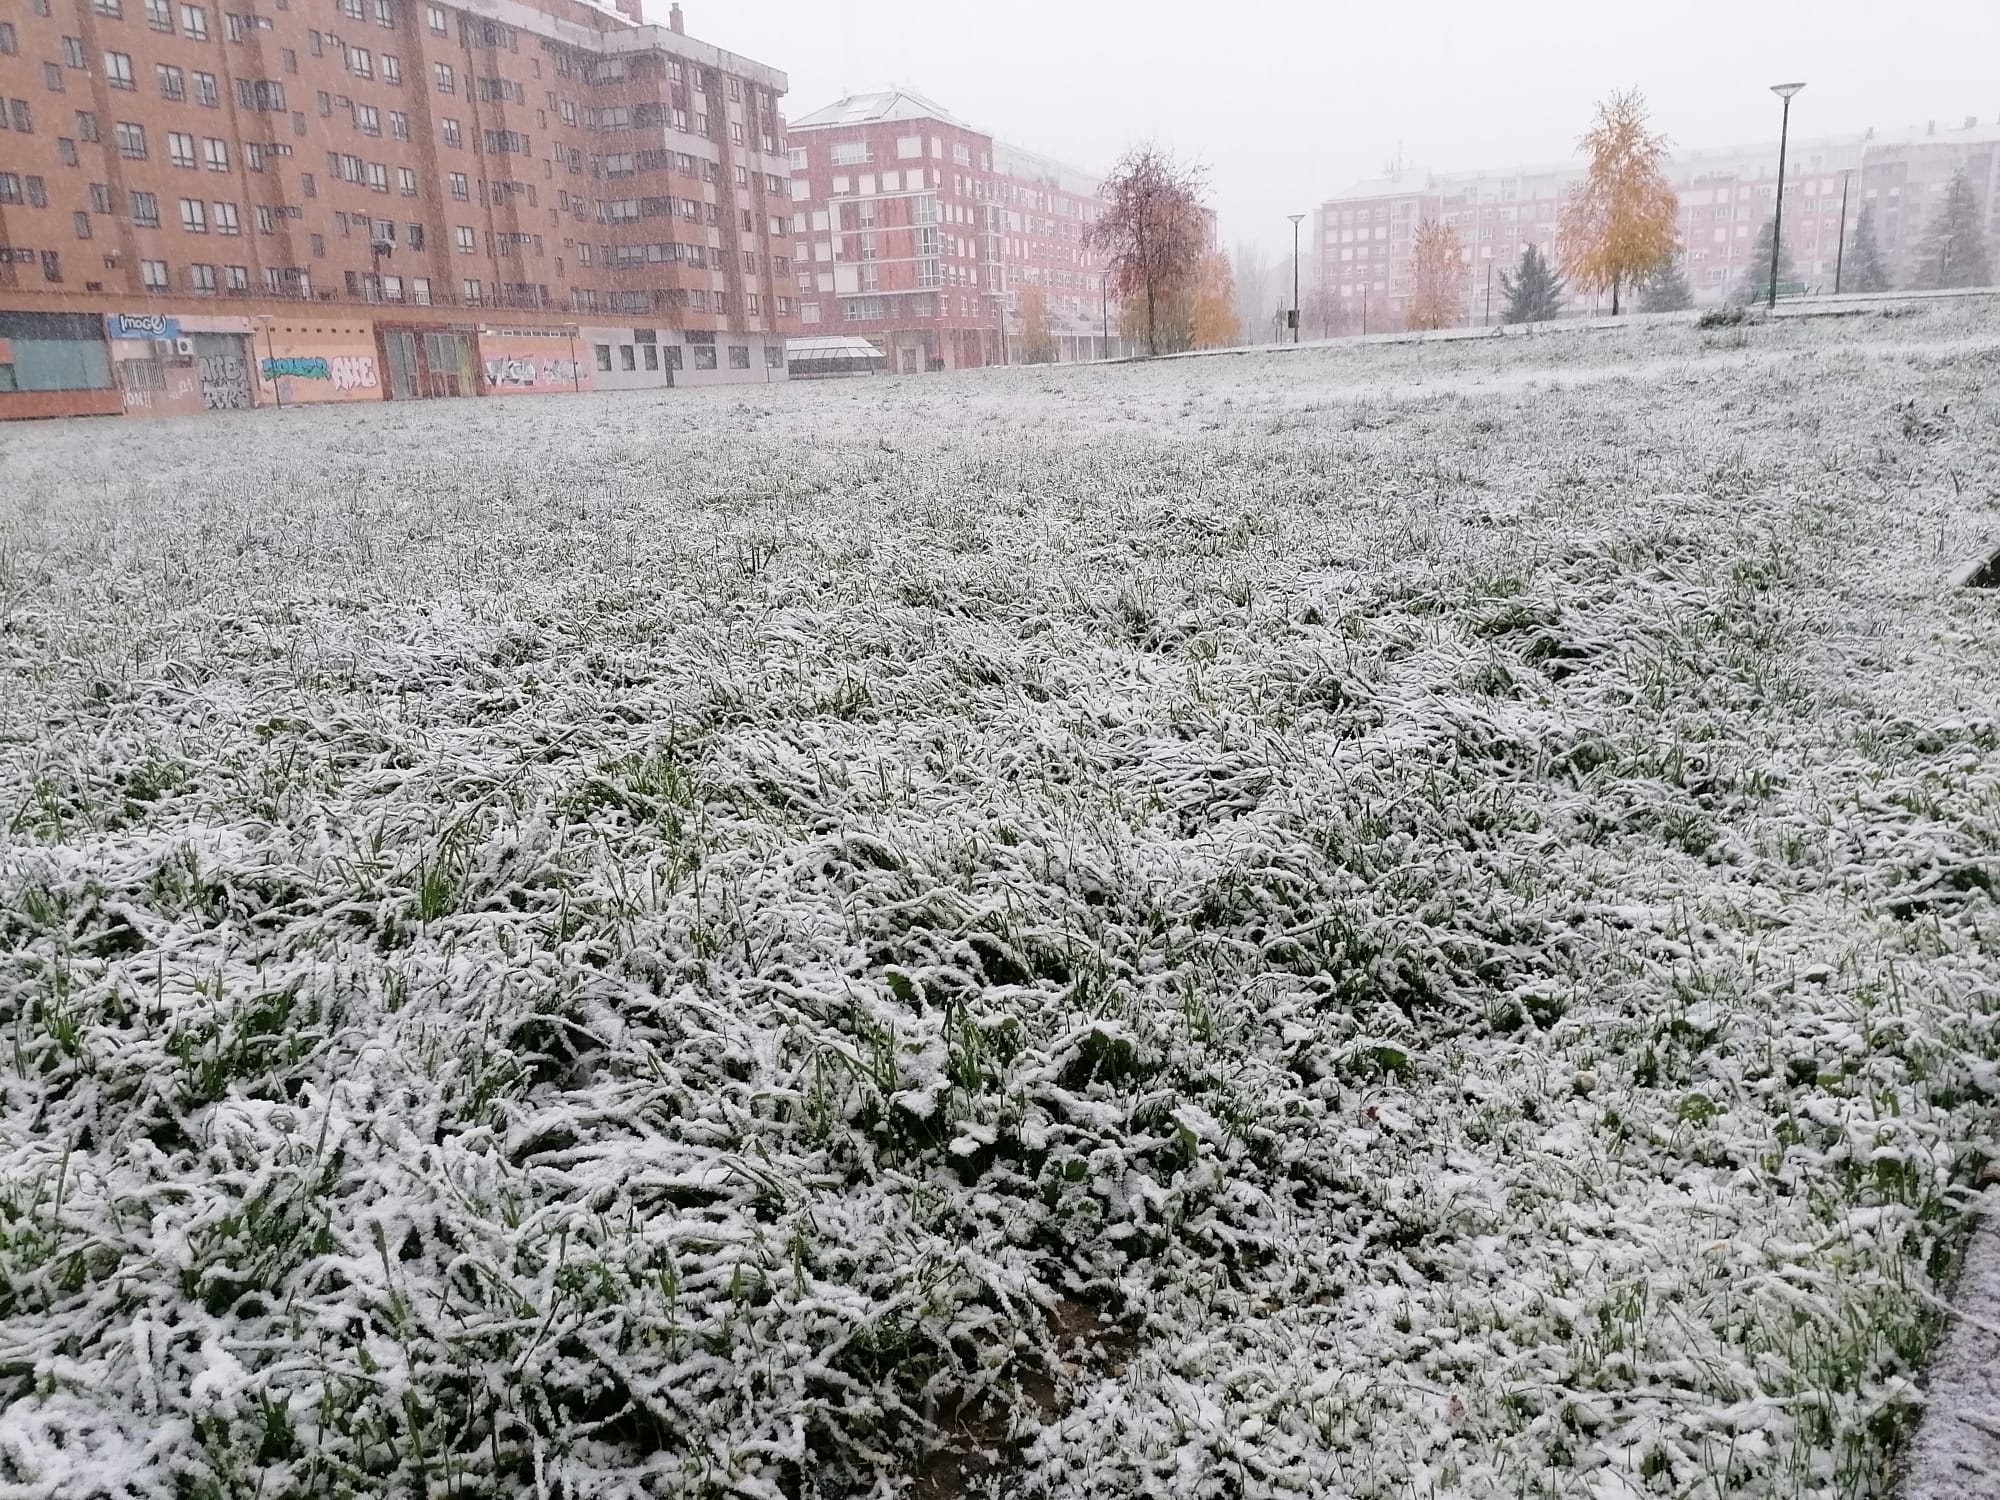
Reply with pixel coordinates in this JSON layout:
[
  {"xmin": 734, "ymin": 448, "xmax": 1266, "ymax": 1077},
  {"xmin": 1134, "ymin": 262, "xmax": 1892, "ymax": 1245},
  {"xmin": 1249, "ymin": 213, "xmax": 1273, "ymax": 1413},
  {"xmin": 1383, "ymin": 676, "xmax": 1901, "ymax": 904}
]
[
  {"xmin": 1146, "ymin": 281, "xmax": 1157, "ymax": 358},
  {"xmin": 1611, "ymin": 272, "xmax": 1621, "ymax": 317}
]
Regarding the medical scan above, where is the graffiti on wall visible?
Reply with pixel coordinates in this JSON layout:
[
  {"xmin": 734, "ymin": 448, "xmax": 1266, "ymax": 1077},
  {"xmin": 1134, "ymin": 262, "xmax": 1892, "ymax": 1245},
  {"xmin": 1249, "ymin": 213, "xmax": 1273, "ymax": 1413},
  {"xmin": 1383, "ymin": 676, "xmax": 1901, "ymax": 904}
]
[
  {"xmin": 199, "ymin": 354, "xmax": 251, "ymax": 410},
  {"xmin": 262, "ymin": 354, "xmax": 378, "ymax": 390},
  {"xmin": 483, "ymin": 356, "xmax": 582, "ymax": 389}
]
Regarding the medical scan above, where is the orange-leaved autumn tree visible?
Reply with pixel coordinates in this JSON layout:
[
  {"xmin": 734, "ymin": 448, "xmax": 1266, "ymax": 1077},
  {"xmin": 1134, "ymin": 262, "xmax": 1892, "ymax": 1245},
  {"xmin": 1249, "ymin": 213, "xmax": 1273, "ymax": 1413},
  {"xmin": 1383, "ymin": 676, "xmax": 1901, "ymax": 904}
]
[
  {"xmin": 1192, "ymin": 251, "xmax": 1240, "ymax": 348},
  {"xmin": 1558, "ymin": 89, "xmax": 1680, "ymax": 316},
  {"xmin": 1405, "ymin": 222, "xmax": 1467, "ymax": 331},
  {"xmin": 1087, "ymin": 145, "xmax": 1210, "ymax": 357},
  {"xmin": 1016, "ymin": 283, "xmax": 1058, "ymax": 364}
]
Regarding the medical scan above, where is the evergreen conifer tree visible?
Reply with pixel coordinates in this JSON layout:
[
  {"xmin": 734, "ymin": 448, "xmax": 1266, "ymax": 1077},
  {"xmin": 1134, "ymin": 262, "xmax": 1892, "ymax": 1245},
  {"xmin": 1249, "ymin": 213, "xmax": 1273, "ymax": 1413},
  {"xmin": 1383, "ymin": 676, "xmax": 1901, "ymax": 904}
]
[
  {"xmin": 1841, "ymin": 205, "xmax": 1890, "ymax": 293},
  {"xmin": 1498, "ymin": 244, "xmax": 1565, "ymax": 323},
  {"xmin": 1639, "ymin": 254, "xmax": 1693, "ymax": 312},
  {"xmin": 1733, "ymin": 217, "xmax": 1797, "ymax": 303},
  {"xmin": 1911, "ymin": 170, "xmax": 1993, "ymax": 290}
]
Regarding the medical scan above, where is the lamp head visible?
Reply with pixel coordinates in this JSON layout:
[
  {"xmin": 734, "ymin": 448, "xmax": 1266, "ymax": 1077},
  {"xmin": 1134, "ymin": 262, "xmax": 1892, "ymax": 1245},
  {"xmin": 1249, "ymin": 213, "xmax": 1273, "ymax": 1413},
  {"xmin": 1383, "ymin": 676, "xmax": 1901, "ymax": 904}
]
[{"xmin": 1771, "ymin": 82, "xmax": 1806, "ymax": 100}]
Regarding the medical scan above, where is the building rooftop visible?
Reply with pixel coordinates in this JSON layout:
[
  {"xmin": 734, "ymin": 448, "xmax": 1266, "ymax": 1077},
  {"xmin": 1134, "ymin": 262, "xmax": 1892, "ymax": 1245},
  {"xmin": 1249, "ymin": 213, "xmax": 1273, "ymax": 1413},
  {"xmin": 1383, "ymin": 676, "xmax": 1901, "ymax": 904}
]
[{"xmin": 789, "ymin": 88, "xmax": 973, "ymax": 132}]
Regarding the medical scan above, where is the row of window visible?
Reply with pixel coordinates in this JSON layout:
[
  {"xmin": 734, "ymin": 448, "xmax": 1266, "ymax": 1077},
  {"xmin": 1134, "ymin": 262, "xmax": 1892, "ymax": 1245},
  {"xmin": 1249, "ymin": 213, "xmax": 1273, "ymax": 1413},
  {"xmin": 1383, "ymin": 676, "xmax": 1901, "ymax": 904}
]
[{"xmin": 592, "ymin": 340, "xmax": 783, "ymax": 373}]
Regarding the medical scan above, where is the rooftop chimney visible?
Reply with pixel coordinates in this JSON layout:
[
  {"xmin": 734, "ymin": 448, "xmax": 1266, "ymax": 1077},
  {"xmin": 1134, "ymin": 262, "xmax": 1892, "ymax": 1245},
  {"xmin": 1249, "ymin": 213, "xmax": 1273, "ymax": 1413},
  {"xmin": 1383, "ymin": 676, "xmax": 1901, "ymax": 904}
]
[{"xmin": 668, "ymin": 3, "xmax": 683, "ymax": 31}]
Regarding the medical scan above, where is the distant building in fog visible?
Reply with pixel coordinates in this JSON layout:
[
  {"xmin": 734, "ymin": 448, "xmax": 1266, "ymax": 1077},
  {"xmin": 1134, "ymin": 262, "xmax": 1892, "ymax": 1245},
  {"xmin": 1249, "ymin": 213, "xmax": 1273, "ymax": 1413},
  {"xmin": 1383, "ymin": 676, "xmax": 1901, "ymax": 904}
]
[
  {"xmin": 1315, "ymin": 116, "xmax": 2000, "ymax": 330},
  {"xmin": 786, "ymin": 89, "xmax": 1124, "ymax": 372}
]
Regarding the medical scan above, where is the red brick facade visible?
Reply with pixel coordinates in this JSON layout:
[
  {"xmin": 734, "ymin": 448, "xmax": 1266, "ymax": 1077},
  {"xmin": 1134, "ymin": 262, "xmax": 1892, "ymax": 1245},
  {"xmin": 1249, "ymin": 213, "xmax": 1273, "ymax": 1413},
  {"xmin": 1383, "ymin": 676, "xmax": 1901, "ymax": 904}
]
[
  {"xmin": 786, "ymin": 90, "xmax": 1120, "ymax": 371},
  {"xmin": 0, "ymin": 0, "xmax": 797, "ymax": 412}
]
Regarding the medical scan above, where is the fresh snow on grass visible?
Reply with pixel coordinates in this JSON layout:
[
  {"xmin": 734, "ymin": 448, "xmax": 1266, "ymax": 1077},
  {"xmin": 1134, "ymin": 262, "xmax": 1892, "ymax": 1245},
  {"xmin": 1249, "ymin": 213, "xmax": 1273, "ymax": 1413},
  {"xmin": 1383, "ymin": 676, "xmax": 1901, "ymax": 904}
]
[{"xmin": 2, "ymin": 303, "xmax": 1998, "ymax": 1500}]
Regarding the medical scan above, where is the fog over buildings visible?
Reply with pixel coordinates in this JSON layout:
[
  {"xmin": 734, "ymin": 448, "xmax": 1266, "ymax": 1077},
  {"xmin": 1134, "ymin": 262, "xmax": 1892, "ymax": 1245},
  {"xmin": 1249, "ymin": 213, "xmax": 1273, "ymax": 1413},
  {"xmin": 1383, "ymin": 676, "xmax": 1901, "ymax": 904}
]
[{"xmin": 678, "ymin": 0, "xmax": 2000, "ymax": 254}]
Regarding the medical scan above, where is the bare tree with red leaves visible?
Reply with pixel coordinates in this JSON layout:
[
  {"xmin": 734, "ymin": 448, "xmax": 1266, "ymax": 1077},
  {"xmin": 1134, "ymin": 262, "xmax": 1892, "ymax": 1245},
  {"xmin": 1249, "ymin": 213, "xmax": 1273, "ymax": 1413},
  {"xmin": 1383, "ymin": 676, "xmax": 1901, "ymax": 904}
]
[{"xmin": 1087, "ymin": 145, "xmax": 1210, "ymax": 358}]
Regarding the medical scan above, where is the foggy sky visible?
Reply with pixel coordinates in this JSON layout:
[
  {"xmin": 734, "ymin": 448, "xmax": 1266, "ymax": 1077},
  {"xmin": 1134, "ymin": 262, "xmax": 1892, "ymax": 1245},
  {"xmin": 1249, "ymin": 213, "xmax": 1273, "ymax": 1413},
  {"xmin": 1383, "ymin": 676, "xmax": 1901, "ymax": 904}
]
[{"xmin": 660, "ymin": 0, "xmax": 2000, "ymax": 257}]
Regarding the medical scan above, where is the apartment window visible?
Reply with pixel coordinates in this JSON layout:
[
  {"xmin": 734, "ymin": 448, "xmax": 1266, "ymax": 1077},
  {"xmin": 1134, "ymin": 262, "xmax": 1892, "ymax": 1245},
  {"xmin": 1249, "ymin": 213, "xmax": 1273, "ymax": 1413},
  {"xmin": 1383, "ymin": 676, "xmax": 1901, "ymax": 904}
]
[
  {"xmin": 728, "ymin": 345, "xmax": 750, "ymax": 369},
  {"xmin": 89, "ymin": 181, "xmax": 110, "ymax": 212},
  {"xmin": 747, "ymin": 293, "xmax": 760, "ymax": 315},
  {"xmin": 141, "ymin": 259, "xmax": 169, "ymax": 291},
  {"xmin": 180, "ymin": 197, "xmax": 207, "ymax": 232},
  {"xmin": 461, "ymin": 277, "xmax": 481, "ymax": 302},
  {"xmin": 455, "ymin": 226, "xmax": 474, "ymax": 252},
  {"xmin": 434, "ymin": 63, "xmax": 453, "ymax": 93},
  {"xmin": 776, "ymin": 296, "xmax": 792, "ymax": 317},
  {"xmin": 213, "ymin": 200, "xmax": 238, "ymax": 234},
  {"xmin": 180, "ymin": 4, "xmax": 208, "ymax": 37},
  {"xmin": 225, "ymin": 264, "xmax": 248, "ymax": 291},
  {"xmin": 72, "ymin": 210, "xmax": 92, "ymax": 239},
  {"xmin": 440, "ymin": 117, "xmax": 460, "ymax": 147},
  {"xmin": 57, "ymin": 138, "xmax": 77, "ymax": 167},
  {"xmin": 46, "ymin": 62, "xmax": 65, "ymax": 92},
  {"xmin": 831, "ymin": 141, "xmax": 869, "ymax": 166},
  {"xmin": 389, "ymin": 109, "xmax": 408, "ymax": 140},
  {"xmin": 224, "ymin": 13, "xmax": 241, "ymax": 42},
  {"xmin": 194, "ymin": 71, "xmax": 218, "ymax": 106},
  {"xmin": 244, "ymin": 142, "xmax": 262, "ymax": 169},
  {"xmin": 130, "ymin": 189, "xmax": 158, "ymax": 225},
  {"xmin": 316, "ymin": 90, "xmax": 331, "ymax": 117},
  {"xmin": 255, "ymin": 204, "xmax": 275, "ymax": 232},
  {"xmin": 357, "ymin": 104, "xmax": 379, "ymax": 135},
  {"xmin": 154, "ymin": 63, "xmax": 183, "ymax": 100},
  {"xmin": 188, "ymin": 262, "xmax": 216, "ymax": 294},
  {"xmin": 382, "ymin": 54, "xmax": 399, "ymax": 84},
  {"xmin": 203, "ymin": 137, "xmax": 228, "ymax": 170},
  {"xmin": 366, "ymin": 162, "xmax": 387, "ymax": 192},
  {"xmin": 0, "ymin": 22, "xmax": 17, "ymax": 51},
  {"xmin": 280, "ymin": 47, "xmax": 296, "ymax": 73},
  {"xmin": 168, "ymin": 131, "xmax": 195, "ymax": 168},
  {"xmin": 405, "ymin": 221, "xmax": 423, "ymax": 249},
  {"xmin": 427, "ymin": 2, "xmax": 445, "ymax": 31},
  {"xmin": 397, "ymin": 167, "xmax": 416, "ymax": 196},
  {"xmin": 449, "ymin": 171, "xmax": 468, "ymax": 200},
  {"xmin": 348, "ymin": 47, "xmax": 372, "ymax": 80},
  {"xmin": 39, "ymin": 250, "xmax": 61, "ymax": 284},
  {"xmin": 105, "ymin": 52, "xmax": 135, "ymax": 90},
  {"xmin": 116, "ymin": 121, "xmax": 147, "ymax": 158}
]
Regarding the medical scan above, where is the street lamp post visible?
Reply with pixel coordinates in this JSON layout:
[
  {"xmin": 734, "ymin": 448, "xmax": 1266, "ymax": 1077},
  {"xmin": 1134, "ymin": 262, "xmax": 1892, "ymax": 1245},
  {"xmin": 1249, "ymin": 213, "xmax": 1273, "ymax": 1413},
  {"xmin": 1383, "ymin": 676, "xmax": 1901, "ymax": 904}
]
[
  {"xmin": 1100, "ymin": 270, "xmax": 1109, "ymax": 360},
  {"xmin": 1769, "ymin": 83, "xmax": 1805, "ymax": 310},
  {"xmin": 1833, "ymin": 170, "xmax": 1852, "ymax": 294},
  {"xmin": 1287, "ymin": 214, "xmax": 1305, "ymax": 344},
  {"xmin": 256, "ymin": 315, "xmax": 282, "ymax": 410}
]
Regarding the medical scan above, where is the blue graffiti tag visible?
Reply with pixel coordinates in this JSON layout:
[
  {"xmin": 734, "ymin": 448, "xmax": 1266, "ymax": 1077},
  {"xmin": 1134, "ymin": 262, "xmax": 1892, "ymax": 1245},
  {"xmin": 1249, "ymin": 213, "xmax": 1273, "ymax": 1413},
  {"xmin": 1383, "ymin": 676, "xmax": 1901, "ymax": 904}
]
[{"xmin": 262, "ymin": 356, "xmax": 331, "ymax": 380}]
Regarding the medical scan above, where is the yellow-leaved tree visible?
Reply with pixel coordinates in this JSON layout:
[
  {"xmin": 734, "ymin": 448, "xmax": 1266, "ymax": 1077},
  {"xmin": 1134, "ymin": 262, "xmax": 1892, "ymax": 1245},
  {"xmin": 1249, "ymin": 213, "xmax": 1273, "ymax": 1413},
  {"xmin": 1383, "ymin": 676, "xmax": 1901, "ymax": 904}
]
[
  {"xmin": 1192, "ymin": 252, "xmax": 1240, "ymax": 348},
  {"xmin": 1016, "ymin": 284, "xmax": 1058, "ymax": 364},
  {"xmin": 1405, "ymin": 222, "xmax": 1467, "ymax": 331},
  {"xmin": 1558, "ymin": 89, "xmax": 1680, "ymax": 316}
]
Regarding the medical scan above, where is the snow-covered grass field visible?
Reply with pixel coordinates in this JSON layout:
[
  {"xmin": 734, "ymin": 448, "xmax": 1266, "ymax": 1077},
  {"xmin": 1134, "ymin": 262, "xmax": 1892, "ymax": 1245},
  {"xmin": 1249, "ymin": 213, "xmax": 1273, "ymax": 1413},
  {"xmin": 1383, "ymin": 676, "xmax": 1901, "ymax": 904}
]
[{"xmin": 3, "ymin": 303, "xmax": 1998, "ymax": 1500}]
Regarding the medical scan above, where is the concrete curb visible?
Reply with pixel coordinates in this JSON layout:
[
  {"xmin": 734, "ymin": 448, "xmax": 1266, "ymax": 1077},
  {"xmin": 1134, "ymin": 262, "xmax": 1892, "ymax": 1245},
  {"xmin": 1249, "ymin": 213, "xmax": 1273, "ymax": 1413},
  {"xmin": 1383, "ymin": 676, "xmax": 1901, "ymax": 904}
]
[{"xmin": 1903, "ymin": 1203, "xmax": 2000, "ymax": 1496}]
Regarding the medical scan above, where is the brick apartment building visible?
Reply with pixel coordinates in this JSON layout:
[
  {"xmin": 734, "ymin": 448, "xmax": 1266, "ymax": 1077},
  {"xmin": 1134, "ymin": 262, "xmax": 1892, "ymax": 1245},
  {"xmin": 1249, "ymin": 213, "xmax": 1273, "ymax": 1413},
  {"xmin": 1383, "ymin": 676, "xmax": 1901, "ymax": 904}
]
[
  {"xmin": 785, "ymin": 89, "xmax": 1124, "ymax": 373},
  {"xmin": 1314, "ymin": 117, "xmax": 2000, "ymax": 332},
  {"xmin": 0, "ymin": 0, "xmax": 798, "ymax": 417}
]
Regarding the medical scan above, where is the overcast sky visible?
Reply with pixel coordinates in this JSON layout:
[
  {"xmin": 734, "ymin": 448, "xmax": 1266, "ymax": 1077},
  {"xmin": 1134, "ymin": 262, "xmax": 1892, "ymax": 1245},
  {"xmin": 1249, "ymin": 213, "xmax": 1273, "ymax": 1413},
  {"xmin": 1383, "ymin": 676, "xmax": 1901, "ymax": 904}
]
[{"xmin": 667, "ymin": 0, "xmax": 2000, "ymax": 256}]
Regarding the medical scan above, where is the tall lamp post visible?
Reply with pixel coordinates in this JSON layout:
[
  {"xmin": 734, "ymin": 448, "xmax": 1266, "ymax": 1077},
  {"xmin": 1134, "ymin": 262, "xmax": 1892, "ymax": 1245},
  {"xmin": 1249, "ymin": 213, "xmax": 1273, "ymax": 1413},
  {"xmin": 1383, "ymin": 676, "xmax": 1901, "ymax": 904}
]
[
  {"xmin": 1099, "ymin": 270, "xmax": 1109, "ymax": 360},
  {"xmin": 1769, "ymin": 82, "xmax": 1805, "ymax": 310},
  {"xmin": 1287, "ymin": 213, "xmax": 1305, "ymax": 344},
  {"xmin": 1833, "ymin": 170, "xmax": 1852, "ymax": 294}
]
